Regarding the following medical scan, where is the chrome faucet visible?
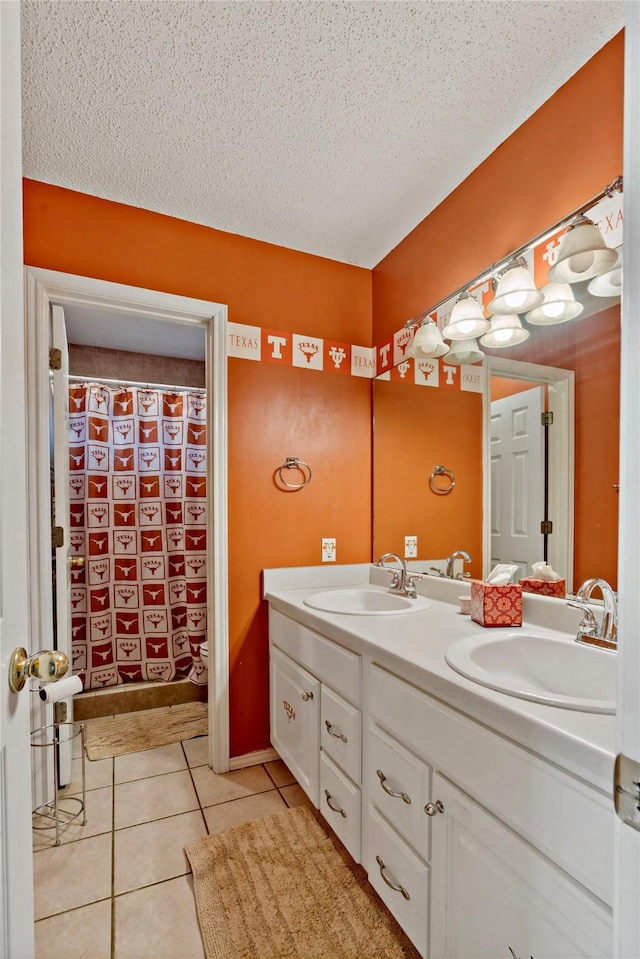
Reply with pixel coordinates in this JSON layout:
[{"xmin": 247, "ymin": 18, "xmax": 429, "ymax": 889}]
[
  {"xmin": 376, "ymin": 553, "xmax": 419, "ymax": 598},
  {"xmin": 445, "ymin": 550, "xmax": 472, "ymax": 580},
  {"xmin": 566, "ymin": 578, "xmax": 618, "ymax": 651}
]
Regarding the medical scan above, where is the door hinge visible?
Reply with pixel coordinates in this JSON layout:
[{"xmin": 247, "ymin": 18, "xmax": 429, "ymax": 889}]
[
  {"xmin": 49, "ymin": 347, "xmax": 62, "ymax": 371},
  {"xmin": 540, "ymin": 520, "xmax": 553, "ymax": 535},
  {"xmin": 541, "ymin": 411, "xmax": 554, "ymax": 427},
  {"xmin": 51, "ymin": 526, "xmax": 64, "ymax": 549},
  {"xmin": 614, "ymin": 754, "xmax": 640, "ymax": 832}
]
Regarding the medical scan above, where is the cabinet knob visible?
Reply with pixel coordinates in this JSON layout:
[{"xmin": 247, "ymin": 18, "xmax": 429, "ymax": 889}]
[
  {"xmin": 301, "ymin": 690, "xmax": 314, "ymax": 702},
  {"xmin": 424, "ymin": 800, "xmax": 445, "ymax": 816},
  {"xmin": 376, "ymin": 769, "xmax": 411, "ymax": 804}
]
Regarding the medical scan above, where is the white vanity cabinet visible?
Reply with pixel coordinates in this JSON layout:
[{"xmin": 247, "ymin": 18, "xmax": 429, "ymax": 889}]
[
  {"xmin": 365, "ymin": 663, "xmax": 614, "ymax": 959},
  {"xmin": 269, "ymin": 608, "xmax": 363, "ymax": 861},
  {"xmin": 266, "ymin": 594, "xmax": 614, "ymax": 959},
  {"xmin": 429, "ymin": 773, "xmax": 613, "ymax": 959}
]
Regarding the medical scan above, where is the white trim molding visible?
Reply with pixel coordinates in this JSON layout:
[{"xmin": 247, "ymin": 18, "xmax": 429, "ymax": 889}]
[
  {"xmin": 23, "ymin": 268, "xmax": 230, "ymax": 773},
  {"xmin": 229, "ymin": 748, "xmax": 280, "ymax": 771}
]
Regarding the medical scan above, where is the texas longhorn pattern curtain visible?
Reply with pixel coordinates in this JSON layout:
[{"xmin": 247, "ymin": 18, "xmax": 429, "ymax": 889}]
[{"xmin": 67, "ymin": 383, "xmax": 208, "ymax": 690}]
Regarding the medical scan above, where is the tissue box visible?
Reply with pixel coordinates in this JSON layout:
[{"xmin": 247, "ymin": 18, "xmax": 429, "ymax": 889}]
[
  {"xmin": 520, "ymin": 577, "xmax": 566, "ymax": 598},
  {"xmin": 470, "ymin": 581, "xmax": 522, "ymax": 627}
]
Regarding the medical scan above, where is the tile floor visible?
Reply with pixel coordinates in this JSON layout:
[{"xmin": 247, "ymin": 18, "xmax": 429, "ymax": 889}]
[{"xmin": 32, "ymin": 710, "xmax": 308, "ymax": 959}]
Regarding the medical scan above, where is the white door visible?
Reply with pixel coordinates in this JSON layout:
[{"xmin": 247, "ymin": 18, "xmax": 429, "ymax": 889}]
[
  {"xmin": 615, "ymin": 3, "xmax": 640, "ymax": 954},
  {"xmin": 430, "ymin": 774, "xmax": 612, "ymax": 958},
  {"xmin": 490, "ymin": 386, "xmax": 545, "ymax": 578},
  {"xmin": 51, "ymin": 304, "xmax": 74, "ymax": 786},
  {"xmin": 0, "ymin": 3, "xmax": 36, "ymax": 956},
  {"xmin": 270, "ymin": 646, "xmax": 320, "ymax": 804}
]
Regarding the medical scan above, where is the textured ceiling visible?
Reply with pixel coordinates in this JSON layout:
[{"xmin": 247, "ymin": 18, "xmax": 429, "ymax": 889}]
[{"xmin": 21, "ymin": 1, "xmax": 623, "ymax": 268}]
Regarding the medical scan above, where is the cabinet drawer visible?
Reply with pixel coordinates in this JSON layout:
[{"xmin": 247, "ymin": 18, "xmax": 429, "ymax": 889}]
[
  {"xmin": 365, "ymin": 804, "xmax": 429, "ymax": 959},
  {"xmin": 367, "ymin": 723, "xmax": 431, "ymax": 861},
  {"xmin": 270, "ymin": 646, "xmax": 320, "ymax": 806},
  {"xmin": 321, "ymin": 686, "xmax": 361, "ymax": 783},
  {"xmin": 369, "ymin": 663, "xmax": 614, "ymax": 905},
  {"xmin": 319, "ymin": 752, "xmax": 361, "ymax": 863},
  {"xmin": 270, "ymin": 608, "xmax": 361, "ymax": 706}
]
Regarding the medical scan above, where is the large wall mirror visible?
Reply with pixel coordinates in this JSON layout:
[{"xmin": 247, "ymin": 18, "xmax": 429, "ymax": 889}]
[{"xmin": 373, "ymin": 183, "xmax": 622, "ymax": 594}]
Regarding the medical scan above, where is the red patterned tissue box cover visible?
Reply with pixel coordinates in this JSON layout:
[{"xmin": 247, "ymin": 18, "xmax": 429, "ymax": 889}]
[
  {"xmin": 520, "ymin": 577, "xmax": 566, "ymax": 598},
  {"xmin": 470, "ymin": 581, "xmax": 522, "ymax": 627}
]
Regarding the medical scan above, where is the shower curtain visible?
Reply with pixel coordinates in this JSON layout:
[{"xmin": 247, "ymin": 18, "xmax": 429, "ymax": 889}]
[{"xmin": 67, "ymin": 382, "xmax": 208, "ymax": 690}]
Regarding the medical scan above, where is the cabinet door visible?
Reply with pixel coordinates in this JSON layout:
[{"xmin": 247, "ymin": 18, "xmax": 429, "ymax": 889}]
[
  {"xmin": 430, "ymin": 774, "xmax": 613, "ymax": 959},
  {"xmin": 270, "ymin": 646, "xmax": 320, "ymax": 805}
]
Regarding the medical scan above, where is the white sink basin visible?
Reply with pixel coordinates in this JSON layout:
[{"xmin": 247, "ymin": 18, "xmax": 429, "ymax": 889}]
[
  {"xmin": 303, "ymin": 586, "xmax": 431, "ymax": 616},
  {"xmin": 445, "ymin": 632, "xmax": 616, "ymax": 713}
]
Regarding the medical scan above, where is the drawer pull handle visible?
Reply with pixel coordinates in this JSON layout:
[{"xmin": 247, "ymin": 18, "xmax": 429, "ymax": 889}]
[
  {"xmin": 301, "ymin": 690, "xmax": 314, "ymax": 702},
  {"xmin": 325, "ymin": 720, "xmax": 347, "ymax": 743},
  {"xmin": 324, "ymin": 789, "xmax": 347, "ymax": 818},
  {"xmin": 377, "ymin": 769, "xmax": 411, "ymax": 804},
  {"xmin": 375, "ymin": 855, "xmax": 410, "ymax": 900},
  {"xmin": 424, "ymin": 800, "xmax": 445, "ymax": 816}
]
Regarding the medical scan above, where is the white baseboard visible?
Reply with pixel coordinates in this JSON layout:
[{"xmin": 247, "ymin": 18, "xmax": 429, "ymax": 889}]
[{"xmin": 229, "ymin": 747, "xmax": 279, "ymax": 770}]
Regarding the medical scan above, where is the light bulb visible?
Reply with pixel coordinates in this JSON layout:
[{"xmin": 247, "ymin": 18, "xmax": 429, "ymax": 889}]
[
  {"xmin": 493, "ymin": 328, "xmax": 514, "ymax": 343},
  {"xmin": 503, "ymin": 290, "xmax": 528, "ymax": 309},
  {"xmin": 456, "ymin": 319, "xmax": 477, "ymax": 335},
  {"xmin": 542, "ymin": 301, "xmax": 565, "ymax": 318}
]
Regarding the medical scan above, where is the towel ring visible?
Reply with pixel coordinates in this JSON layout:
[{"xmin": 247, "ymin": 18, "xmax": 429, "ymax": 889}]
[
  {"xmin": 277, "ymin": 457, "xmax": 312, "ymax": 490},
  {"xmin": 429, "ymin": 465, "xmax": 455, "ymax": 495}
]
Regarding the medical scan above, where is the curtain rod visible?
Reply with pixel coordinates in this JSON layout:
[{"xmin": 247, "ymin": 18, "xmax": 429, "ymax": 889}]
[
  {"xmin": 68, "ymin": 374, "xmax": 206, "ymax": 394},
  {"xmin": 405, "ymin": 175, "xmax": 624, "ymax": 329}
]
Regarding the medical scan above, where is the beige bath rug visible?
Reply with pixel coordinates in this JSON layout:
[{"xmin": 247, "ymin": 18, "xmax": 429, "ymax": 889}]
[
  {"xmin": 185, "ymin": 805, "xmax": 420, "ymax": 959},
  {"xmin": 84, "ymin": 701, "xmax": 208, "ymax": 760}
]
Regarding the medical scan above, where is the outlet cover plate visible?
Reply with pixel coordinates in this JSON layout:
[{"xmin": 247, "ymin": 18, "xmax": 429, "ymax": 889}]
[
  {"xmin": 405, "ymin": 535, "xmax": 418, "ymax": 559},
  {"xmin": 322, "ymin": 538, "xmax": 336, "ymax": 563}
]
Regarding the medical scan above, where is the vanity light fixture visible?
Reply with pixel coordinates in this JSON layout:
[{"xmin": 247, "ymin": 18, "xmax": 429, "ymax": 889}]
[
  {"xmin": 487, "ymin": 260, "xmax": 543, "ymax": 315},
  {"xmin": 442, "ymin": 292, "xmax": 491, "ymax": 339},
  {"xmin": 479, "ymin": 314, "xmax": 530, "ymax": 349},
  {"xmin": 408, "ymin": 319, "xmax": 450, "ymax": 359},
  {"xmin": 525, "ymin": 282, "xmax": 584, "ymax": 326},
  {"xmin": 588, "ymin": 247, "xmax": 623, "ymax": 298},
  {"xmin": 547, "ymin": 215, "xmax": 618, "ymax": 284},
  {"xmin": 442, "ymin": 337, "xmax": 484, "ymax": 366}
]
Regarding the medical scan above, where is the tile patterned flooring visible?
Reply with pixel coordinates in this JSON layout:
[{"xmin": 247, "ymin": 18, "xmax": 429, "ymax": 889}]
[{"xmin": 33, "ymin": 710, "xmax": 308, "ymax": 959}]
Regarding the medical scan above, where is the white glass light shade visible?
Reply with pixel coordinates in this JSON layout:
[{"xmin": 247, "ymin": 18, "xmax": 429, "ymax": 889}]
[
  {"xmin": 409, "ymin": 321, "xmax": 449, "ymax": 359},
  {"xmin": 487, "ymin": 264, "xmax": 543, "ymax": 315},
  {"xmin": 479, "ymin": 315, "xmax": 530, "ymax": 349},
  {"xmin": 525, "ymin": 282, "xmax": 583, "ymax": 326},
  {"xmin": 548, "ymin": 216, "xmax": 617, "ymax": 284},
  {"xmin": 443, "ymin": 338, "xmax": 484, "ymax": 366},
  {"xmin": 442, "ymin": 294, "xmax": 490, "ymax": 339},
  {"xmin": 587, "ymin": 248, "xmax": 623, "ymax": 298}
]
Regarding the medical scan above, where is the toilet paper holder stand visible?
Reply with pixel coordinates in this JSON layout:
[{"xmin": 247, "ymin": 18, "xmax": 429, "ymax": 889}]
[{"xmin": 31, "ymin": 719, "xmax": 87, "ymax": 846}]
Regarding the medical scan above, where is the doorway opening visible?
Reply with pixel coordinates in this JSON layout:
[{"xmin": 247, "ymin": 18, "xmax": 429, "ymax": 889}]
[{"xmin": 25, "ymin": 268, "xmax": 229, "ymax": 777}]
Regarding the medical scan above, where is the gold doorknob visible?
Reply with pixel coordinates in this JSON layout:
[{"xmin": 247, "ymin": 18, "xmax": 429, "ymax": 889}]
[
  {"xmin": 69, "ymin": 557, "xmax": 85, "ymax": 569},
  {"xmin": 8, "ymin": 647, "xmax": 69, "ymax": 693}
]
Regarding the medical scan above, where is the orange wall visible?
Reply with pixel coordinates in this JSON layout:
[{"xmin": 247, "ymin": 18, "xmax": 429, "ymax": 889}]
[
  {"xmin": 373, "ymin": 383, "xmax": 483, "ymax": 577},
  {"xmin": 372, "ymin": 33, "xmax": 624, "ymax": 343},
  {"xmin": 23, "ymin": 181, "xmax": 372, "ymax": 757},
  {"xmin": 371, "ymin": 33, "xmax": 623, "ymax": 591}
]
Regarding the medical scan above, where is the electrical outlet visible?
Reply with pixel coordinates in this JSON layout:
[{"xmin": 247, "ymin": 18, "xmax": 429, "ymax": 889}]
[
  {"xmin": 405, "ymin": 535, "xmax": 418, "ymax": 559},
  {"xmin": 322, "ymin": 538, "xmax": 336, "ymax": 563}
]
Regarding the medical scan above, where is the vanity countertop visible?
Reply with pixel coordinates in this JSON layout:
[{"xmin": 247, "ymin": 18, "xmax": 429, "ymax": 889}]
[{"xmin": 264, "ymin": 565, "xmax": 616, "ymax": 796}]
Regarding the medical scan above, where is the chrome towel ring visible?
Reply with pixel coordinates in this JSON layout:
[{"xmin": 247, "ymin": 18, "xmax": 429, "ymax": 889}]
[
  {"xmin": 276, "ymin": 457, "xmax": 312, "ymax": 490},
  {"xmin": 429, "ymin": 465, "xmax": 455, "ymax": 495}
]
